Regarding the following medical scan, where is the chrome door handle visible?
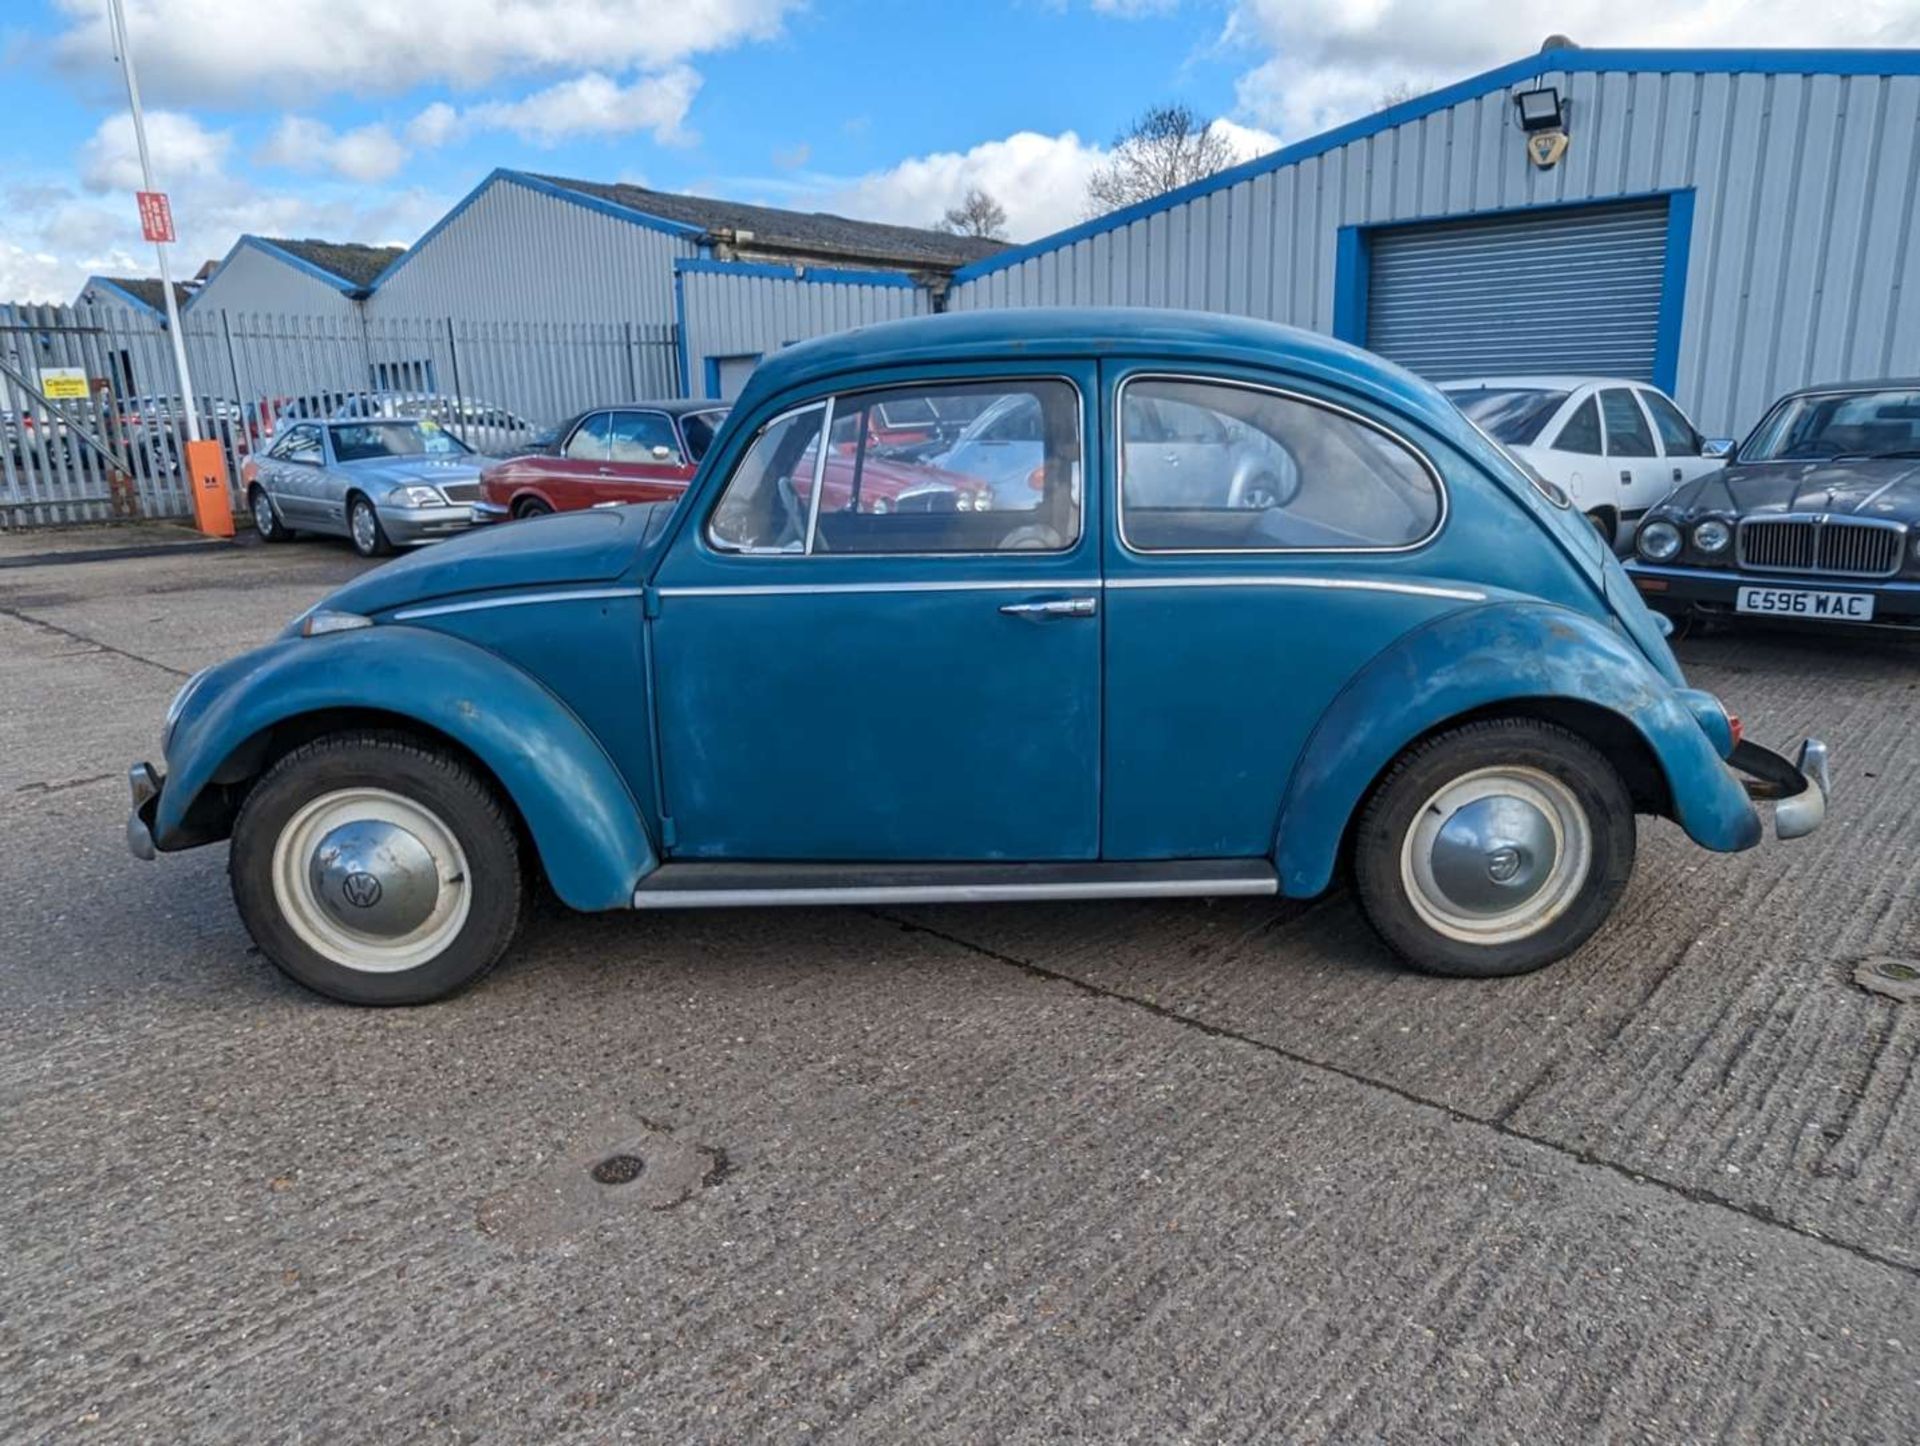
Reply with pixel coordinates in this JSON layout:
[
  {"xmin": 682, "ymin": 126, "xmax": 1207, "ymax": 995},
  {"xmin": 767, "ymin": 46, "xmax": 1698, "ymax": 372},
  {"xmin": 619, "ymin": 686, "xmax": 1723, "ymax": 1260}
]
[{"xmin": 1000, "ymin": 596, "xmax": 1098, "ymax": 619}]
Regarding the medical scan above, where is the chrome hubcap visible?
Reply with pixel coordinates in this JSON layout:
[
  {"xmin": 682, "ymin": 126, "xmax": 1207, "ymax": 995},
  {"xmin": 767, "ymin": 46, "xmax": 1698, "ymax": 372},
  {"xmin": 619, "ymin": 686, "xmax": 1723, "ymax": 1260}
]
[
  {"xmin": 254, "ymin": 493, "xmax": 274, "ymax": 534},
  {"xmin": 1402, "ymin": 766, "xmax": 1592, "ymax": 944},
  {"xmin": 271, "ymin": 788, "xmax": 469, "ymax": 973},
  {"xmin": 351, "ymin": 503, "xmax": 376, "ymax": 551}
]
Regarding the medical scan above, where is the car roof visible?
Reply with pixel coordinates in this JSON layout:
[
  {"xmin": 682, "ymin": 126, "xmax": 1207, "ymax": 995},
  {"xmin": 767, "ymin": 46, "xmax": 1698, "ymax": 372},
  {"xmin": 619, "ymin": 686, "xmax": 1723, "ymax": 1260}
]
[
  {"xmin": 576, "ymin": 399, "xmax": 729, "ymax": 416},
  {"xmin": 1438, "ymin": 376, "xmax": 1649, "ymax": 392},
  {"xmin": 1778, "ymin": 378, "xmax": 1920, "ymax": 398},
  {"xmin": 748, "ymin": 307, "xmax": 1462, "ymax": 435}
]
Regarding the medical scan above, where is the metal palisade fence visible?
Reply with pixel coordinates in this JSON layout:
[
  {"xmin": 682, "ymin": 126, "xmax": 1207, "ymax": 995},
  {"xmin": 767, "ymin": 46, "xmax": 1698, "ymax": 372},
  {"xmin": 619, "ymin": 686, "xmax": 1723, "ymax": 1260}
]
[{"xmin": 0, "ymin": 301, "xmax": 681, "ymax": 528}]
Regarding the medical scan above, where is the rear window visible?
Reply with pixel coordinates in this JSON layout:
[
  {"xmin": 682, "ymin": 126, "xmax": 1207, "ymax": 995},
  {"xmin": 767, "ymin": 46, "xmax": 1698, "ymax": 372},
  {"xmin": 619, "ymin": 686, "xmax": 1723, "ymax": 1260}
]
[{"xmin": 1447, "ymin": 388, "xmax": 1569, "ymax": 446}]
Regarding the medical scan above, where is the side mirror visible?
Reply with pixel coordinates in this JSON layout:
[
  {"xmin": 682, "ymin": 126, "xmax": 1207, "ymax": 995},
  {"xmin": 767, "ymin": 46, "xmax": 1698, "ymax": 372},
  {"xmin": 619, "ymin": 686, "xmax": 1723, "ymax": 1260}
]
[
  {"xmin": 651, "ymin": 444, "xmax": 674, "ymax": 461},
  {"xmin": 1702, "ymin": 437, "xmax": 1736, "ymax": 460}
]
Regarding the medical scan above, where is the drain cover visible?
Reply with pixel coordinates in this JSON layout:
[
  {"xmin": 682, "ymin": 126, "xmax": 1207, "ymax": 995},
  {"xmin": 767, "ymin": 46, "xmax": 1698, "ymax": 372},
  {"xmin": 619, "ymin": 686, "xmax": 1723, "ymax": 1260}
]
[
  {"xmin": 1854, "ymin": 958, "xmax": 1920, "ymax": 1003},
  {"xmin": 590, "ymin": 1153, "xmax": 646, "ymax": 1185}
]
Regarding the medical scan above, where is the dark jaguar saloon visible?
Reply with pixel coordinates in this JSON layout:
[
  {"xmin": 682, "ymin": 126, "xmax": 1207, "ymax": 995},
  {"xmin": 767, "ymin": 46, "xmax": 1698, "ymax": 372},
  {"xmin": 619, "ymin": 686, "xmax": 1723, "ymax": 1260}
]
[{"xmin": 1626, "ymin": 381, "xmax": 1920, "ymax": 627}]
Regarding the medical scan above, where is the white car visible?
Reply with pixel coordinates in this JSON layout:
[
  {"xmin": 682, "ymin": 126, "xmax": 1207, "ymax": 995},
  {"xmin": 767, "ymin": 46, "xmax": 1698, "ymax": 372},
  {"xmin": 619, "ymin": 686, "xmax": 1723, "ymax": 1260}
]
[{"xmin": 1442, "ymin": 377, "xmax": 1732, "ymax": 547}]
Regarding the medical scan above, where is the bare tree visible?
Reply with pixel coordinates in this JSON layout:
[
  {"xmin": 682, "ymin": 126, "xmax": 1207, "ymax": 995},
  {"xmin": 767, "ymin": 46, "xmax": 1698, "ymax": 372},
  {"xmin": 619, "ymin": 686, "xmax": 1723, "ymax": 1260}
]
[
  {"xmin": 1085, "ymin": 104, "xmax": 1236, "ymax": 217},
  {"xmin": 936, "ymin": 188, "xmax": 1009, "ymax": 239},
  {"xmin": 1376, "ymin": 80, "xmax": 1426, "ymax": 110}
]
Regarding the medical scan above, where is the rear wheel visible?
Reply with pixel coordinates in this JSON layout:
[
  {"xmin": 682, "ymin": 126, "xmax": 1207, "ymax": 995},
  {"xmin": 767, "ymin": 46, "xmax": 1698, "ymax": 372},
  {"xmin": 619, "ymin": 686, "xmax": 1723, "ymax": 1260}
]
[
  {"xmin": 1586, "ymin": 509, "xmax": 1617, "ymax": 547},
  {"xmin": 512, "ymin": 496, "xmax": 554, "ymax": 519},
  {"xmin": 229, "ymin": 732, "xmax": 525, "ymax": 1005},
  {"xmin": 1353, "ymin": 718, "xmax": 1635, "ymax": 978},
  {"xmin": 348, "ymin": 494, "xmax": 392, "ymax": 557}
]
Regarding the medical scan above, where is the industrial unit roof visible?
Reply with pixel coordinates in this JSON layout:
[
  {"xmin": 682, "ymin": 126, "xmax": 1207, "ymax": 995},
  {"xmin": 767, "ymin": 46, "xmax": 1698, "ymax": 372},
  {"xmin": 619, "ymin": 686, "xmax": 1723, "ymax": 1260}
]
[
  {"xmin": 81, "ymin": 276, "xmax": 191, "ymax": 314},
  {"xmin": 253, "ymin": 238, "xmax": 406, "ymax": 289},
  {"xmin": 529, "ymin": 172, "xmax": 1006, "ymax": 272}
]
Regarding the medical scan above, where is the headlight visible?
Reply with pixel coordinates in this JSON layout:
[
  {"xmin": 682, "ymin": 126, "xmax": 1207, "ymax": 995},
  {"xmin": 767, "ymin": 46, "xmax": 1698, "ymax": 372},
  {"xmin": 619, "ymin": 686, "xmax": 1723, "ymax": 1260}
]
[
  {"xmin": 1637, "ymin": 520, "xmax": 1682, "ymax": 562},
  {"xmin": 1692, "ymin": 518, "xmax": 1732, "ymax": 553},
  {"xmin": 387, "ymin": 484, "xmax": 443, "ymax": 506}
]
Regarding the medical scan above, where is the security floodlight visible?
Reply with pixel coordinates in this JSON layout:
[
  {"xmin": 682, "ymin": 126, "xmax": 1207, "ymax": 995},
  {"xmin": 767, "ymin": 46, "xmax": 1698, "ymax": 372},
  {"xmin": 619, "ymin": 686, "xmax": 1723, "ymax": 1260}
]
[{"xmin": 1513, "ymin": 86, "xmax": 1565, "ymax": 132}]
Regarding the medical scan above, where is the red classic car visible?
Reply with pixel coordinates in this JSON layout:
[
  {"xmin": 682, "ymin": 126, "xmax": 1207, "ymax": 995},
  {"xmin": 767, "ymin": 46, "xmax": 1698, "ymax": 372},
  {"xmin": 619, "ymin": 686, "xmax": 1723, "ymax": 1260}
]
[
  {"xmin": 475, "ymin": 402, "xmax": 729, "ymax": 520},
  {"xmin": 478, "ymin": 399, "xmax": 992, "ymax": 523}
]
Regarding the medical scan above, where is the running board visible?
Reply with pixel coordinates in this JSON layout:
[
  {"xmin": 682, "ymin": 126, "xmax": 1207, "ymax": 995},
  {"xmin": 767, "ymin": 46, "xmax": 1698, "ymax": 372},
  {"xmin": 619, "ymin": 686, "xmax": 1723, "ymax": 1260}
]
[{"xmin": 631, "ymin": 858, "xmax": 1279, "ymax": 909}]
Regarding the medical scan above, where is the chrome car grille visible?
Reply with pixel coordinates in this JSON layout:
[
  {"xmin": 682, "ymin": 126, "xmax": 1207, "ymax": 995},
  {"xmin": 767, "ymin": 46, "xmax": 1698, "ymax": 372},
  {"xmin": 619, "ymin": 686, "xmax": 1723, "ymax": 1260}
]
[
  {"xmin": 438, "ymin": 481, "xmax": 481, "ymax": 503},
  {"xmin": 1736, "ymin": 516, "xmax": 1905, "ymax": 578}
]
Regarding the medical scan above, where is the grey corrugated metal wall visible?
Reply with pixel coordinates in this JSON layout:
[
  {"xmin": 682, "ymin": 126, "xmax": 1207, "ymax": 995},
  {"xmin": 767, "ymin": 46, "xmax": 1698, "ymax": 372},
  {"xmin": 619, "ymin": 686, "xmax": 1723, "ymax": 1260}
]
[
  {"xmin": 679, "ymin": 265, "xmax": 931, "ymax": 400},
  {"xmin": 188, "ymin": 244, "xmax": 360, "ymax": 319},
  {"xmin": 369, "ymin": 176, "xmax": 701, "ymax": 326},
  {"xmin": 948, "ymin": 65, "xmax": 1920, "ymax": 438}
]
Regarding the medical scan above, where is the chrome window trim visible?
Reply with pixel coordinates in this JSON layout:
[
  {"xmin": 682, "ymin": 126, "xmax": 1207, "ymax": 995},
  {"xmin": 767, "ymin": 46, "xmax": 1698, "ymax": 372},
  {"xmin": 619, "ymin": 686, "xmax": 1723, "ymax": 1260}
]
[
  {"xmin": 802, "ymin": 395, "xmax": 835, "ymax": 554},
  {"xmin": 700, "ymin": 373, "xmax": 1088, "ymax": 561},
  {"xmin": 1736, "ymin": 386, "xmax": 1920, "ymax": 464},
  {"xmin": 393, "ymin": 587, "xmax": 645, "ymax": 621},
  {"xmin": 1112, "ymin": 372, "xmax": 1449, "ymax": 557},
  {"xmin": 657, "ymin": 575, "xmax": 1476, "ymax": 601},
  {"xmin": 705, "ymin": 399, "xmax": 829, "ymax": 555}
]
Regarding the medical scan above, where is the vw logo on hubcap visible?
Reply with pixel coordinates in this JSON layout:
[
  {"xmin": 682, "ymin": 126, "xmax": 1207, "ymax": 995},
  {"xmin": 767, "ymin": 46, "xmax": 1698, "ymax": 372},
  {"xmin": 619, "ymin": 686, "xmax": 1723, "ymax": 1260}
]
[{"xmin": 341, "ymin": 871, "xmax": 384, "ymax": 908}]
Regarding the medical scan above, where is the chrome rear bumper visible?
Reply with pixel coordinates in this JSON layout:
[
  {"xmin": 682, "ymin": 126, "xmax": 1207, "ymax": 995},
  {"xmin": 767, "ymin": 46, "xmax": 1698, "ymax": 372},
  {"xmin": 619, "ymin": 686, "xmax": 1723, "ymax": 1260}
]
[{"xmin": 1731, "ymin": 738, "xmax": 1828, "ymax": 840}]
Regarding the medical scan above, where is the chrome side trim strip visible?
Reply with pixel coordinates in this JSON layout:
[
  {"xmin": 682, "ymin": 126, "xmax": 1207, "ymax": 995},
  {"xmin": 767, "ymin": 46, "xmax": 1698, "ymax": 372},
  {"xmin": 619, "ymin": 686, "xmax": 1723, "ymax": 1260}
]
[
  {"xmin": 393, "ymin": 587, "xmax": 645, "ymax": 621},
  {"xmin": 1105, "ymin": 575, "xmax": 1485, "ymax": 601},
  {"xmin": 658, "ymin": 579, "xmax": 1103, "ymax": 599},
  {"xmin": 632, "ymin": 875, "xmax": 1280, "ymax": 909}
]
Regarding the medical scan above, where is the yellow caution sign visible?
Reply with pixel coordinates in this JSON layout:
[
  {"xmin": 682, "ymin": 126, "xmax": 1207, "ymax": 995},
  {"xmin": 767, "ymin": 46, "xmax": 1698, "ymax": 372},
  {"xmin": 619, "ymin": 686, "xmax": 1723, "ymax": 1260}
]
[{"xmin": 40, "ymin": 367, "xmax": 88, "ymax": 400}]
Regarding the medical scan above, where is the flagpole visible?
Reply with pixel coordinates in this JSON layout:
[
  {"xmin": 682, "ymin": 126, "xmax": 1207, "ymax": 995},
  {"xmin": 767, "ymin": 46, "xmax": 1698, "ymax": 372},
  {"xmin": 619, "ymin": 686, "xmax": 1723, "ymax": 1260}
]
[{"xmin": 104, "ymin": 0, "xmax": 200, "ymax": 441}]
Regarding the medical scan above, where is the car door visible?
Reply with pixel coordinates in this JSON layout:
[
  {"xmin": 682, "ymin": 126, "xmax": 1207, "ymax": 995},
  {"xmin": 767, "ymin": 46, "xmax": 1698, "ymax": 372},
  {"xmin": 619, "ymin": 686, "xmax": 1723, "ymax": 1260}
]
[
  {"xmin": 269, "ymin": 424, "xmax": 328, "ymax": 527},
  {"xmin": 533, "ymin": 411, "xmax": 614, "ymax": 510},
  {"xmin": 600, "ymin": 409, "xmax": 696, "ymax": 502},
  {"xmin": 648, "ymin": 368, "xmax": 1101, "ymax": 861},
  {"xmin": 1637, "ymin": 386, "xmax": 1722, "ymax": 492},
  {"xmin": 1597, "ymin": 386, "xmax": 1668, "ymax": 525},
  {"xmin": 1102, "ymin": 365, "xmax": 1453, "ymax": 860}
]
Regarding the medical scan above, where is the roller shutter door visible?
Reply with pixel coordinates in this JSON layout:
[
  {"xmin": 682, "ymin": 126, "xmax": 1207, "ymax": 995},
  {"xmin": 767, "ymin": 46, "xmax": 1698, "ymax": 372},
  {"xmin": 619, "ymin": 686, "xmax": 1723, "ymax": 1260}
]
[{"xmin": 1365, "ymin": 200, "xmax": 1669, "ymax": 381}]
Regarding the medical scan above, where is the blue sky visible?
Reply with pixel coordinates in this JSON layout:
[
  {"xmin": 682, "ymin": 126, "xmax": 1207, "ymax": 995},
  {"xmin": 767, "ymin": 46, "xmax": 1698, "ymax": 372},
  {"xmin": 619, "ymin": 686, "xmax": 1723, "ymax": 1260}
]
[{"xmin": 2, "ymin": 0, "xmax": 1915, "ymax": 301}]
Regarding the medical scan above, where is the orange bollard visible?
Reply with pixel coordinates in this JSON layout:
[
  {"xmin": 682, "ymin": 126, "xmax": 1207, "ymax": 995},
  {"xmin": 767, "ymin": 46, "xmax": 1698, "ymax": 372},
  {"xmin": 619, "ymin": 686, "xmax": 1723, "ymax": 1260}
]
[{"xmin": 183, "ymin": 439, "xmax": 235, "ymax": 538}]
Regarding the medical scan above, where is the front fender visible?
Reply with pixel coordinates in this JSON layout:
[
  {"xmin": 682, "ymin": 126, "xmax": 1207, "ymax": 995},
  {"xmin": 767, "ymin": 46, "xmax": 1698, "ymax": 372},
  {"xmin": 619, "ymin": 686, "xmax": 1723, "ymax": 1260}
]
[
  {"xmin": 1273, "ymin": 602, "xmax": 1761, "ymax": 897},
  {"xmin": 159, "ymin": 626, "xmax": 656, "ymax": 911}
]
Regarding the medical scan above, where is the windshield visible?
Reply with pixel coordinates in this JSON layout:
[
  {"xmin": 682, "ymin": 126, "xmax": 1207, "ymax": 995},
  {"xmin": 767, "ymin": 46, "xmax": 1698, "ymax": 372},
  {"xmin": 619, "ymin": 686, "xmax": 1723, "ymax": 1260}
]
[
  {"xmin": 680, "ymin": 409, "xmax": 729, "ymax": 462},
  {"xmin": 328, "ymin": 420, "xmax": 470, "ymax": 463},
  {"xmin": 1742, "ymin": 389, "xmax": 1920, "ymax": 462},
  {"xmin": 1446, "ymin": 388, "xmax": 1570, "ymax": 446}
]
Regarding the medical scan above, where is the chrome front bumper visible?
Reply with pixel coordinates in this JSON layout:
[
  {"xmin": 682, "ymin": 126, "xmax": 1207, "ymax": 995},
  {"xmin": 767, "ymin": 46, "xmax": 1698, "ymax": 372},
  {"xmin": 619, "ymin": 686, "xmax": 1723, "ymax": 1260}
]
[
  {"xmin": 469, "ymin": 500, "xmax": 510, "ymax": 525},
  {"xmin": 1731, "ymin": 737, "xmax": 1829, "ymax": 840},
  {"xmin": 127, "ymin": 761, "xmax": 162, "ymax": 860}
]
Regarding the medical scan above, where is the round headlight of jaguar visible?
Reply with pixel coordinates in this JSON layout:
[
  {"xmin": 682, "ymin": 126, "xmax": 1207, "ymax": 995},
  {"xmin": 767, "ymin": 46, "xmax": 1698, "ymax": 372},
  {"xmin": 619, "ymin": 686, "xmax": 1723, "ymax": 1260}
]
[
  {"xmin": 1637, "ymin": 520, "xmax": 1683, "ymax": 562},
  {"xmin": 1692, "ymin": 518, "xmax": 1732, "ymax": 554}
]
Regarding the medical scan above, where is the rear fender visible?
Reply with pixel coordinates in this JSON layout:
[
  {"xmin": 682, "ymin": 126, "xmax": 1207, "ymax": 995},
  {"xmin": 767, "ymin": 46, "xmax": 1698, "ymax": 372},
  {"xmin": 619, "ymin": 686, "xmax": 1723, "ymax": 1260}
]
[
  {"xmin": 158, "ymin": 626, "xmax": 656, "ymax": 911},
  {"xmin": 1273, "ymin": 602, "xmax": 1760, "ymax": 897}
]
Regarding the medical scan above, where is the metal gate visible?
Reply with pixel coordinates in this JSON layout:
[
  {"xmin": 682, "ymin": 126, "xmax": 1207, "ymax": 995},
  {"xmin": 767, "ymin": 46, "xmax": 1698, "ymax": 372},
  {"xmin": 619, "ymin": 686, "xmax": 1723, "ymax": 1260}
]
[
  {"xmin": 1364, "ymin": 199, "xmax": 1673, "ymax": 382},
  {"xmin": 0, "ymin": 304, "xmax": 221, "ymax": 527}
]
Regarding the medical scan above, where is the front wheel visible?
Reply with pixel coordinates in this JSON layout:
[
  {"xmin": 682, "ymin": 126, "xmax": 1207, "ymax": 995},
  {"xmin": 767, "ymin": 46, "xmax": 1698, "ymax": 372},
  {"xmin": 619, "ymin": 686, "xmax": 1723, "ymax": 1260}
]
[
  {"xmin": 1352, "ymin": 718, "xmax": 1635, "ymax": 978},
  {"xmin": 512, "ymin": 496, "xmax": 554, "ymax": 520},
  {"xmin": 250, "ymin": 486, "xmax": 293, "ymax": 542},
  {"xmin": 229, "ymin": 732, "xmax": 525, "ymax": 1004},
  {"xmin": 348, "ymin": 494, "xmax": 393, "ymax": 557}
]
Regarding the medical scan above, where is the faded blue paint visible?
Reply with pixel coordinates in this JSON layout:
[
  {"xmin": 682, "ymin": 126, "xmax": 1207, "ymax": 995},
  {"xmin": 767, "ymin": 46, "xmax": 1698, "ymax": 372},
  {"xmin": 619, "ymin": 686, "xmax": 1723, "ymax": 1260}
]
[
  {"xmin": 151, "ymin": 308, "xmax": 1776, "ymax": 911},
  {"xmin": 157, "ymin": 627, "xmax": 656, "ymax": 911},
  {"xmin": 1272, "ymin": 603, "xmax": 1762, "ymax": 897}
]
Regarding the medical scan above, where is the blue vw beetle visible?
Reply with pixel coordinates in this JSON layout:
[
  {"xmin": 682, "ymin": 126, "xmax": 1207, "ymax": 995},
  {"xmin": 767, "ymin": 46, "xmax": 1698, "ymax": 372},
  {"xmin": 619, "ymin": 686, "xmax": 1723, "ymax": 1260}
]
[{"xmin": 129, "ymin": 310, "xmax": 1828, "ymax": 1005}]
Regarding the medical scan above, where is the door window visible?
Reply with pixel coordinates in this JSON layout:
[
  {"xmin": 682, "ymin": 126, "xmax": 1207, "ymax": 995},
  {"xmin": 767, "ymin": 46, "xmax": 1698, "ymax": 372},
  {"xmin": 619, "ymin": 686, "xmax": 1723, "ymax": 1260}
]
[
  {"xmin": 1600, "ymin": 388, "xmax": 1656, "ymax": 458},
  {"xmin": 272, "ymin": 424, "xmax": 322, "ymax": 463},
  {"xmin": 1639, "ymin": 389, "xmax": 1702, "ymax": 456},
  {"xmin": 1554, "ymin": 397, "xmax": 1603, "ymax": 455},
  {"xmin": 609, "ymin": 410, "xmax": 682, "ymax": 464},
  {"xmin": 1117, "ymin": 377, "xmax": 1439, "ymax": 552},
  {"xmin": 563, "ymin": 412, "xmax": 613, "ymax": 461},
  {"xmin": 679, "ymin": 409, "xmax": 728, "ymax": 462},
  {"xmin": 707, "ymin": 380, "xmax": 1082, "ymax": 556}
]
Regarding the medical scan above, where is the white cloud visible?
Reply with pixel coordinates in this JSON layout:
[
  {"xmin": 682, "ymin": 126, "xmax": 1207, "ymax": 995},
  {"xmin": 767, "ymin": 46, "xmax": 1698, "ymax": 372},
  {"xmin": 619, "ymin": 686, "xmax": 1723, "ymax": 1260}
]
[
  {"xmin": 53, "ymin": 0, "xmax": 799, "ymax": 103},
  {"xmin": 77, "ymin": 110, "xmax": 233, "ymax": 193},
  {"xmin": 764, "ymin": 120, "xmax": 1280, "ymax": 243},
  {"xmin": 1225, "ymin": 1, "xmax": 1920, "ymax": 138},
  {"xmin": 0, "ymin": 239, "xmax": 77, "ymax": 304},
  {"xmin": 405, "ymin": 102, "xmax": 461, "ymax": 150},
  {"xmin": 449, "ymin": 67, "xmax": 702, "ymax": 146},
  {"xmin": 257, "ymin": 117, "xmax": 409, "ymax": 184}
]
